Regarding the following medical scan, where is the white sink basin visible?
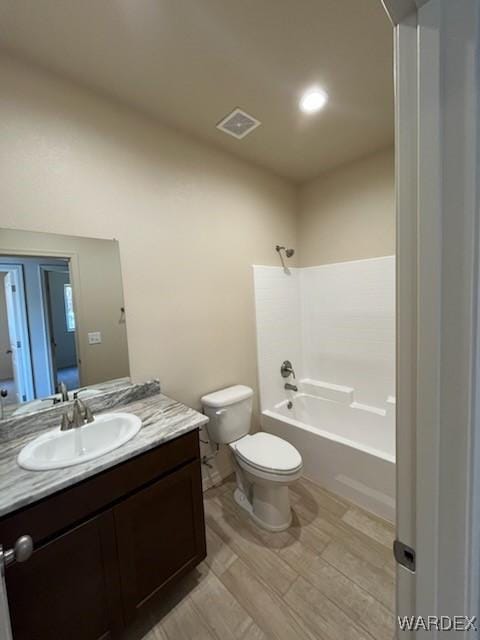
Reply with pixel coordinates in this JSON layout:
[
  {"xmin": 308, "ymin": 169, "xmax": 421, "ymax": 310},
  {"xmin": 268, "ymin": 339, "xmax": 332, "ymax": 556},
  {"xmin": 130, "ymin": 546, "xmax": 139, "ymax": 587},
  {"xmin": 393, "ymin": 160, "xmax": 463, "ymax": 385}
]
[{"xmin": 17, "ymin": 412, "xmax": 142, "ymax": 471}]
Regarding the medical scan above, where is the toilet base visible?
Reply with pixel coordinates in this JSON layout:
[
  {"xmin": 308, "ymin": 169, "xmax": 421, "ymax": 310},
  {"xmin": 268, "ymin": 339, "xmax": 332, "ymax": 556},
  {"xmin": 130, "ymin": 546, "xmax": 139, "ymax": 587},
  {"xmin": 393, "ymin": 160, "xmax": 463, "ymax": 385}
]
[{"xmin": 233, "ymin": 485, "xmax": 293, "ymax": 532}]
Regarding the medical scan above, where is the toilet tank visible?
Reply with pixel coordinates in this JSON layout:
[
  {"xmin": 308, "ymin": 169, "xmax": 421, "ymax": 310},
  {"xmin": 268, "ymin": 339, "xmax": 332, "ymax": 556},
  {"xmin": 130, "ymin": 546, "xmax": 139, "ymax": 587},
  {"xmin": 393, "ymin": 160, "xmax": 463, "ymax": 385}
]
[{"xmin": 201, "ymin": 385, "xmax": 253, "ymax": 444}]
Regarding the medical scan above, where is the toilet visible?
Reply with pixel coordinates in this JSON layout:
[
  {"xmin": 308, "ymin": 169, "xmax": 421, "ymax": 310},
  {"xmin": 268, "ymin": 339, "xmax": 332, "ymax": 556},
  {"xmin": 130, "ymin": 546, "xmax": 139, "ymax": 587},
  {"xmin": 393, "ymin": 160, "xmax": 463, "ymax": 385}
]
[{"xmin": 201, "ymin": 385, "xmax": 303, "ymax": 532}]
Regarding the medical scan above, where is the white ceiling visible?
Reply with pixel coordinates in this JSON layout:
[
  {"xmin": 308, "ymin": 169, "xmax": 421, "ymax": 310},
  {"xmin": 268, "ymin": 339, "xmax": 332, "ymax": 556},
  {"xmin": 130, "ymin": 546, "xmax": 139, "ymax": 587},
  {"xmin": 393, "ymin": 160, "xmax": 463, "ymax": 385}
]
[{"xmin": 0, "ymin": 0, "xmax": 394, "ymax": 182}]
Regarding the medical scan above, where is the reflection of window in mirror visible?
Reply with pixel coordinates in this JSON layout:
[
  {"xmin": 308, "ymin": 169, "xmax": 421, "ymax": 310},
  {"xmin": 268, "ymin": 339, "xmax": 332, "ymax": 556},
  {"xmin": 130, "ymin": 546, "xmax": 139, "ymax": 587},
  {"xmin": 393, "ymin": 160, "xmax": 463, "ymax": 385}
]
[{"xmin": 63, "ymin": 284, "xmax": 76, "ymax": 332}]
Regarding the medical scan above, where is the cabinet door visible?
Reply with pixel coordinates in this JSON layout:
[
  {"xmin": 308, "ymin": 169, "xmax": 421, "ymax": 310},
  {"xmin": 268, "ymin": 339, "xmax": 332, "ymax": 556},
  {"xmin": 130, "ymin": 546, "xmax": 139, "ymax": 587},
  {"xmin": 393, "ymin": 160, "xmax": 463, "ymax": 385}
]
[
  {"xmin": 114, "ymin": 460, "xmax": 206, "ymax": 622},
  {"xmin": 6, "ymin": 512, "xmax": 123, "ymax": 640}
]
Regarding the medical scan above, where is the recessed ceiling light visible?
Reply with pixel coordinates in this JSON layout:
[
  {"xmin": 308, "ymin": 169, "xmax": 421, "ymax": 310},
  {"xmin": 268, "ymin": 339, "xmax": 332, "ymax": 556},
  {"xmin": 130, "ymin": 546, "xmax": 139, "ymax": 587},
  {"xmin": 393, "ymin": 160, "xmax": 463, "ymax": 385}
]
[{"xmin": 299, "ymin": 88, "xmax": 328, "ymax": 114}]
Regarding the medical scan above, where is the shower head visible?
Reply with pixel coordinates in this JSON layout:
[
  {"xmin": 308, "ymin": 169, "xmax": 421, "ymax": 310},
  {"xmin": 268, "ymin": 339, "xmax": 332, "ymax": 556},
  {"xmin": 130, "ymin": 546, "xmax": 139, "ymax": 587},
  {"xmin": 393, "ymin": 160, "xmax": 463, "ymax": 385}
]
[{"xmin": 275, "ymin": 245, "xmax": 295, "ymax": 258}]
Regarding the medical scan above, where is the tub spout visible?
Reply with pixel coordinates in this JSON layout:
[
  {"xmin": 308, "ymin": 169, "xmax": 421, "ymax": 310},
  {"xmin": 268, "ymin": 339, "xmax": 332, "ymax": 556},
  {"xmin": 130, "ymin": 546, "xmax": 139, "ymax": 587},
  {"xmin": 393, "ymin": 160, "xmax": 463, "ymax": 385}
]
[{"xmin": 284, "ymin": 383, "xmax": 298, "ymax": 392}]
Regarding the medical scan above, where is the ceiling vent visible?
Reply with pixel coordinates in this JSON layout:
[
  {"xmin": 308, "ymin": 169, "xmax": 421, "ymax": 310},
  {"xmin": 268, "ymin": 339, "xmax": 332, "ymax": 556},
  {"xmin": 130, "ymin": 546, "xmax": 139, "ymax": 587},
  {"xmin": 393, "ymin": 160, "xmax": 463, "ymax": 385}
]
[{"xmin": 216, "ymin": 108, "xmax": 261, "ymax": 140}]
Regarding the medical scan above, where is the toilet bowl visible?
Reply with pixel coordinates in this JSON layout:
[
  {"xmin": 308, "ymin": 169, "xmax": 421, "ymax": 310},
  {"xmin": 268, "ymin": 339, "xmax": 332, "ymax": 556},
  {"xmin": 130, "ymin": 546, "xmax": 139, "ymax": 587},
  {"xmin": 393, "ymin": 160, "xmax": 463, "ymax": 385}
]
[
  {"xmin": 201, "ymin": 385, "xmax": 303, "ymax": 531},
  {"xmin": 230, "ymin": 432, "xmax": 303, "ymax": 530}
]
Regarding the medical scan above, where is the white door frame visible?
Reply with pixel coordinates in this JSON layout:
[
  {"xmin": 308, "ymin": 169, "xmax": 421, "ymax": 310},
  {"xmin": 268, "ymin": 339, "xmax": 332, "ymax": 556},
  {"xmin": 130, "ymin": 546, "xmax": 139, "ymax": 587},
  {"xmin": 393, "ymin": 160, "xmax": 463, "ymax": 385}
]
[
  {"xmin": 385, "ymin": 0, "xmax": 480, "ymax": 634},
  {"xmin": 0, "ymin": 264, "xmax": 35, "ymax": 402}
]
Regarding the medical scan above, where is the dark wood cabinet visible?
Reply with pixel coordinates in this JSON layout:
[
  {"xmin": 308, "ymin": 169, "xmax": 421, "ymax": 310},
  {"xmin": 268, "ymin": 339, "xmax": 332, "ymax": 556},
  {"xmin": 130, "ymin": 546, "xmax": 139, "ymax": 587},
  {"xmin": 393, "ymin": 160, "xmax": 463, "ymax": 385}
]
[
  {"xmin": 6, "ymin": 513, "xmax": 121, "ymax": 640},
  {"xmin": 0, "ymin": 430, "xmax": 206, "ymax": 640},
  {"xmin": 115, "ymin": 460, "xmax": 205, "ymax": 622}
]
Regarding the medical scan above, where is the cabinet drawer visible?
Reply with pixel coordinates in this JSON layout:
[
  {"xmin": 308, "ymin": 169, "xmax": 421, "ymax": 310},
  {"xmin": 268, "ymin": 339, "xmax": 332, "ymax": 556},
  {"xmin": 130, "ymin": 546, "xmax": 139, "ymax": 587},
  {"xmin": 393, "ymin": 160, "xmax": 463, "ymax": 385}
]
[{"xmin": 0, "ymin": 429, "xmax": 200, "ymax": 547}]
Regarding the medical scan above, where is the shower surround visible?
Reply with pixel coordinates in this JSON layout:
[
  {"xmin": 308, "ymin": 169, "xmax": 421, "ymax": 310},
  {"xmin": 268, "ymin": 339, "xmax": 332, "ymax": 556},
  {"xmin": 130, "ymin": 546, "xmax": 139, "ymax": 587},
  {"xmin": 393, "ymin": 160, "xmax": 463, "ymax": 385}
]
[{"xmin": 253, "ymin": 256, "xmax": 395, "ymax": 521}]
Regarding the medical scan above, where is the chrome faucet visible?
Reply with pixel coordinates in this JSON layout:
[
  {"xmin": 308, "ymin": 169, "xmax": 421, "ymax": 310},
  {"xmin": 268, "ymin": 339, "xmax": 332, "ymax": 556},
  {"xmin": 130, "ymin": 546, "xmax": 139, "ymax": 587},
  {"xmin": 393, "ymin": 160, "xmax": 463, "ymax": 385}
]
[
  {"xmin": 280, "ymin": 360, "xmax": 296, "ymax": 379},
  {"xmin": 58, "ymin": 381, "xmax": 69, "ymax": 402},
  {"xmin": 60, "ymin": 399, "xmax": 94, "ymax": 431},
  {"xmin": 284, "ymin": 382, "xmax": 298, "ymax": 392}
]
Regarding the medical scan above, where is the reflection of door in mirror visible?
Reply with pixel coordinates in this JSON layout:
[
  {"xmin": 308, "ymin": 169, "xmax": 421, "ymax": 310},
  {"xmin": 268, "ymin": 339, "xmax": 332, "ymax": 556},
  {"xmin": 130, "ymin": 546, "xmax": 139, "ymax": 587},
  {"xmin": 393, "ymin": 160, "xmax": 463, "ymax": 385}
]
[
  {"xmin": 0, "ymin": 256, "xmax": 81, "ymax": 409},
  {"xmin": 0, "ymin": 266, "xmax": 35, "ymax": 404},
  {"xmin": 41, "ymin": 265, "xmax": 80, "ymax": 393}
]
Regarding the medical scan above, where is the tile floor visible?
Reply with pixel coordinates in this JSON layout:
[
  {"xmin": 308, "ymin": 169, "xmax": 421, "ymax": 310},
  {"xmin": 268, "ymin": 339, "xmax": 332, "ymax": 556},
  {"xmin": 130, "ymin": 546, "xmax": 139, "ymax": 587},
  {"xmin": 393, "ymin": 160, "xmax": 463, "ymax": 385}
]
[{"xmin": 123, "ymin": 475, "xmax": 396, "ymax": 640}]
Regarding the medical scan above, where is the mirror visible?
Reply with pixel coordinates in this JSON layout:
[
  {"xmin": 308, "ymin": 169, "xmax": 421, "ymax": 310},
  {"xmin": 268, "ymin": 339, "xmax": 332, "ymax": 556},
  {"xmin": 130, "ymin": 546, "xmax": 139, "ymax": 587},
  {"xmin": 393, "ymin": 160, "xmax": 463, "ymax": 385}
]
[{"xmin": 0, "ymin": 228, "xmax": 130, "ymax": 419}]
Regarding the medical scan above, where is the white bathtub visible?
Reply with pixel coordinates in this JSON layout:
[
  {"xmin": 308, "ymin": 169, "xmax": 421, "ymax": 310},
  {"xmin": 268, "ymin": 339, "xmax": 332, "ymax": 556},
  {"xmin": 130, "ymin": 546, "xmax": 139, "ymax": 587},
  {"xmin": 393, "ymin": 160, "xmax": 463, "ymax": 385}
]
[{"xmin": 262, "ymin": 393, "xmax": 395, "ymax": 522}]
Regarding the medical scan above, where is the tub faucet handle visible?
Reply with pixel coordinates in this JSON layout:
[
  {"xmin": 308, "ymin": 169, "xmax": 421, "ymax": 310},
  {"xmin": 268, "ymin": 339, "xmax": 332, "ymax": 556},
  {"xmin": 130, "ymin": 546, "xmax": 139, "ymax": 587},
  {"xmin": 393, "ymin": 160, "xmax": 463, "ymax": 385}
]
[{"xmin": 281, "ymin": 360, "xmax": 296, "ymax": 379}]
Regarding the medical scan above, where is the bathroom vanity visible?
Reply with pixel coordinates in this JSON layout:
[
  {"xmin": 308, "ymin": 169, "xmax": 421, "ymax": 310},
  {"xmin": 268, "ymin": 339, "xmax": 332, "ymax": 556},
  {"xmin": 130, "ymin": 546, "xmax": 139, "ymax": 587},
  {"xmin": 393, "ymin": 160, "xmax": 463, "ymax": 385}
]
[{"xmin": 0, "ymin": 388, "xmax": 208, "ymax": 640}]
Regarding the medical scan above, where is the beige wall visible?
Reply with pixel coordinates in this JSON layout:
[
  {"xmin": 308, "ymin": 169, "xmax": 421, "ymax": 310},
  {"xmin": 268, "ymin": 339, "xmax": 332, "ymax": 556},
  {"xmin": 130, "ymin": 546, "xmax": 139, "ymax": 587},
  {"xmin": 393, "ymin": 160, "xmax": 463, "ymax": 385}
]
[
  {"xmin": 298, "ymin": 147, "xmax": 395, "ymax": 266},
  {"xmin": 0, "ymin": 273, "xmax": 13, "ymax": 381},
  {"xmin": 0, "ymin": 55, "xmax": 297, "ymax": 423},
  {"xmin": 0, "ymin": 230, "xmax": 129, "ymax": 388}
]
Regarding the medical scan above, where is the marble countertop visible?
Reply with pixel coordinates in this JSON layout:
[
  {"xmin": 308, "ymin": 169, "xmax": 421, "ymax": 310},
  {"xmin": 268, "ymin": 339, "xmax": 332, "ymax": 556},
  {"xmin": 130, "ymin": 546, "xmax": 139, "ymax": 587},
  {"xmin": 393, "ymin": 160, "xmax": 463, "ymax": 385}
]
[{"xmin": 0, "ymin": 392, "xmax": 208, "ymax": 518}]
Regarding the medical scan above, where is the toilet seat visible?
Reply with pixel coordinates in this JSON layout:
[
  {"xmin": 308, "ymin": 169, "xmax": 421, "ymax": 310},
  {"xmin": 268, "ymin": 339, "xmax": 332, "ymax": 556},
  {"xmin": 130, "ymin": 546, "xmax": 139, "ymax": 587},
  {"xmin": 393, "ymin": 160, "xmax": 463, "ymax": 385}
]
[{"xmin": 231, "ymin": 432, "xmax": 302, "ymax": 476}]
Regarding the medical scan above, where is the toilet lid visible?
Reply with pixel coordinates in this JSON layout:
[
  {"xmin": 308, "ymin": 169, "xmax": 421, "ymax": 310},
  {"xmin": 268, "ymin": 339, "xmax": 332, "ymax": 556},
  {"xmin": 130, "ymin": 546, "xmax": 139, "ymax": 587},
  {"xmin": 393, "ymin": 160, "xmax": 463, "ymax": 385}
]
[{"xmin": 234, "ymin": 432, "xmax": 302, "ymax": 474}]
